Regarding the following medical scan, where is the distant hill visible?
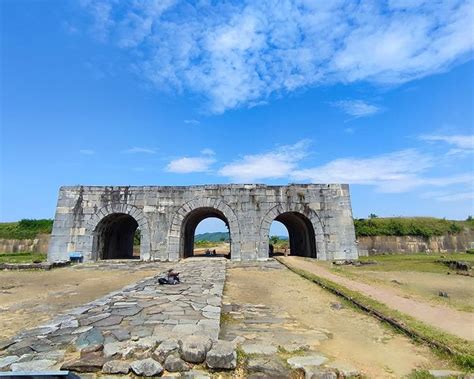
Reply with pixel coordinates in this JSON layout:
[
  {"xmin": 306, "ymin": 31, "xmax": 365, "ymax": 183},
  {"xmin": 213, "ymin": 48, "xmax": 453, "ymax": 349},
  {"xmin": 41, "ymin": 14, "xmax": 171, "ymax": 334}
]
[{"xmin": 195, "ymin": 232, "xmax": 230, "ymax": 242}]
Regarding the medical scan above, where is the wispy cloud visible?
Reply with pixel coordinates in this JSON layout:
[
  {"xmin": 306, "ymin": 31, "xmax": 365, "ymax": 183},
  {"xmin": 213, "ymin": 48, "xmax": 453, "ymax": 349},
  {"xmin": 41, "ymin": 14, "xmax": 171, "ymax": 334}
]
[
  {"xmin": 331, "ymin": 100, "xmax": 382, "ymax": 118},
  {"xmin": 184, "ymin": 119, "xmax": 200, "ymax": 125},
  {"xmin": 80, "ymin": 1, "xmax": 473, "ymax": 113},
  {"xmin": 201, "ymin": 148, "xmax": 215, "ymax": 156},
  {"xmin": 422, "ymin": 190, "xmax": 474, "ymax": 202},
  {"xmin": 218, "ymin": 140, "xmax": 310, "ymax": 182},
  {"xmin": 420, "ymin": 134, "xmax": 474, "ymax": 155},
  {"xmin": 79, "ymin": 149, "xmax": 95, "ymax": 155},
  {"xmin": 122, "ymin": 147, "xmax": 157, "ymax": 154},
  {"xmin": 216, "ymin": 142, "xmax": 473, "ymax": 193}
]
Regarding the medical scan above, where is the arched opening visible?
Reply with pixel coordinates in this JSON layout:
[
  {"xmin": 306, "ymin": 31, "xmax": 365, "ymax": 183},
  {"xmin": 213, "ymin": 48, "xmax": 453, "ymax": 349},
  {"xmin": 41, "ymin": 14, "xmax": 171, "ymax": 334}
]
[
  {"xmin": 269, "ymin": 212, "xmax": 316, "ymax": 258},
  {"xmin": 93, "ymin": 213, "xmax": 139, "ymax": 259},
  {"xmin": 181, "ymin": 207, "xmax": 231, "ymax": 259}
]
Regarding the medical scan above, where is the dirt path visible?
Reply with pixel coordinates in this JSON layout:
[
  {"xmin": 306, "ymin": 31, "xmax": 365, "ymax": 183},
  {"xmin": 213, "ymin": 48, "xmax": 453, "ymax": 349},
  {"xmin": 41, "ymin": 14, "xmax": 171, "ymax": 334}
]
[
  {"xmin": 283, "ymin": 257, "xmax": 474, "ymax": 341},
  {"xmin": 0, "ymin": 262, "xmax": 164, "ymax": 339},
  {"xmin": 222, "ymin": 261, "xmax": 454, "ymax": 378}
]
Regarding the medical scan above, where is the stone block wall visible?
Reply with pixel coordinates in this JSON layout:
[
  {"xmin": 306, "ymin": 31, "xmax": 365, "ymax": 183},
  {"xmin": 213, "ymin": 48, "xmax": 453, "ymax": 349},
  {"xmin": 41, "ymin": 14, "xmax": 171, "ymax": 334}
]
[{"xmin": 48, "ymin": 184, "xmax": 358, "ymax": 262}]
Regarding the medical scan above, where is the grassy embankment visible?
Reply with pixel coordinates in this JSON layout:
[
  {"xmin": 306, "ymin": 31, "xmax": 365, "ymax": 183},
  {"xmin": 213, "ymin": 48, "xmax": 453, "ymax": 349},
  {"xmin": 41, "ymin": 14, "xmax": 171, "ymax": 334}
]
[
  {"xmin": 278, "ymin": 257, "xmax": 474, "ymax": 371},
  {"xmin": 354, "ymin": 216, "xmax": 473, "ymax": 238},
  {"xmin": 0, "ymin": 220, "xmax": 52, "ymax": 263},
  {"xmin": 326, "ymin": 254, "xmax": 474, "ymax": 312}
]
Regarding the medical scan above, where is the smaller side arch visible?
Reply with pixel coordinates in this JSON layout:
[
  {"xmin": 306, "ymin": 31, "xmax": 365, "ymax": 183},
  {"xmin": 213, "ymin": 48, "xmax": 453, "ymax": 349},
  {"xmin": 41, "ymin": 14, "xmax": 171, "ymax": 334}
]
[
  {"xmin": 259, "ymin": 204, "xmax": 327, "ymax": 259},
  {"xmin": 167, "ymin": 198, "xmax": 241, "ymax": 261},
  {"xmin": 85, "ymin": 203, "xmax": 151, "ymax": 261}
]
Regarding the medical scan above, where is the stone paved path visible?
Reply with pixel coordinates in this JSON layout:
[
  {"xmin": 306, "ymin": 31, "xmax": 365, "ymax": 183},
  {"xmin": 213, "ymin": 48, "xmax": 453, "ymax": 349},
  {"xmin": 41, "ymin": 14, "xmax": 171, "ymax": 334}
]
[
  {"xmin": 0, "ymin": 258, "xmax": 226, "ymax": 372},
  {"xmin": 282, "ymin": 256, "xmax": 474, "ymax": 341}
]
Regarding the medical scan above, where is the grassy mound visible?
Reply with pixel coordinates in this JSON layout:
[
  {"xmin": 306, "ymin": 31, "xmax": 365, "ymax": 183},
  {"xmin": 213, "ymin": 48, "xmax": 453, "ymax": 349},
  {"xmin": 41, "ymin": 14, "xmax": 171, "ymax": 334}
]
[
  {"xmin": 354, "ymin": 217, "xmax": 473, "ymax": 238},
  {"xmin": 0, "ymin": 219, "xmax": 53, "ymax": 240}
]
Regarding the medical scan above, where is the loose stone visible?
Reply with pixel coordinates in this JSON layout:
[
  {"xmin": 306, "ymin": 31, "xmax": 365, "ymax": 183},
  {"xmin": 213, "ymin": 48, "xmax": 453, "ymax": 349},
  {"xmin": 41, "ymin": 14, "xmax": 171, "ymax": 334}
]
[
  {"xmin": 11, "ymin": 359, "xmax": 56, "ymax": 372},
  {"xmin": 180, "ymin": 336, "xmax": 212, "ymax": 364},
  {"xmin": 130, "ymin": 358, "xmax": 163, "ymax": 377},
  {"xmin": 153, "ymin": 339, "xmax": 180, "ymax": 363},
  {"xmin": 102, "ymin": 359, "xmax": 130, "ymax": 374},
  {"xmin": 164, "ymin": 354, "xmax": 191, "ymax": 372},
  {"xmin": 206, "ymin": 340, "xmax": 236, "ymax": 369}
]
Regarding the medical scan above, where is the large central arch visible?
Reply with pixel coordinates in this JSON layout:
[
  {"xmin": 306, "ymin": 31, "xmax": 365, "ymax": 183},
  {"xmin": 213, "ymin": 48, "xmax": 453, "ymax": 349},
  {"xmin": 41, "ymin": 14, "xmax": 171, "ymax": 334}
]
[
  {"xmin": 167, "ymin": 198, "xmax": 241, "ymax": 260},
  {"xmin": 259, "ymin": 204, "xmax": 327, "ymax": 259}
]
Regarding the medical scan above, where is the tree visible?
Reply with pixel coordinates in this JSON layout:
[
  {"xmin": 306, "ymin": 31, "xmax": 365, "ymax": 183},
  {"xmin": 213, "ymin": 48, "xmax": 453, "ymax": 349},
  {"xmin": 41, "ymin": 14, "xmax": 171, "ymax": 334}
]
[
  {"xmin": 369, "ymin": 213, "xmax": 378, "ymax": 219},
  {"xmin": 270, "ymin": 236, "xmax": 279, "ymax": 245}
]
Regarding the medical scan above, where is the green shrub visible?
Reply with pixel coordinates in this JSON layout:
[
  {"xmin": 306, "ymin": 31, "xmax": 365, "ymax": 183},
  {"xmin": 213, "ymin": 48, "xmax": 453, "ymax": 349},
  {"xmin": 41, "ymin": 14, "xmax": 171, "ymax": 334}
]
[
  {"xmin": 0, "ymin": 219, "xmax": 53, "ymax": 239},
  {"xmin": 354, "ymin": 217, "xmax": 470, "ymax": 238}
]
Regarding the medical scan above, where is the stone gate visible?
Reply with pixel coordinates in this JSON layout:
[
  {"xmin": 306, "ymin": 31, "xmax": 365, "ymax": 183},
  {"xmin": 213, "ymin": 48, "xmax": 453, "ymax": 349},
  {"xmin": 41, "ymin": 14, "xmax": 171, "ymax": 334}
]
[{"xmin": 48, "ymin": 184, "xmax": 358, "ymax": 262}]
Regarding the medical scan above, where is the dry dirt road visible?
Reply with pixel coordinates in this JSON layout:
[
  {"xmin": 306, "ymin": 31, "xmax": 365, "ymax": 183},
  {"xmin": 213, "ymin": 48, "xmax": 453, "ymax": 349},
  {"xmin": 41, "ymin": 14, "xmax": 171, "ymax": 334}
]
[
  {"xmin": 0, "ymin": 262, "xmax": 162, "ymax": 340},
  {"xmin": 282, "ymin": 256, "xmax": 474, "ymax": 341},
  {"xmin": 222, "ymin": 262, "xmax": 455, "ymax": 378}
]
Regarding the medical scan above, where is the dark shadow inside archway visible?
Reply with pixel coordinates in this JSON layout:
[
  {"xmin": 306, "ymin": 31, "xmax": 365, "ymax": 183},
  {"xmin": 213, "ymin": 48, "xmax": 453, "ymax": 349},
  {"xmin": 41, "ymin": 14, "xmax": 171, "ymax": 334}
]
[
  {"xmin": 181, "ymin": 207, "xmax": 231, "ymax": 259},
  {"xmin": 93, "ymin": 213, "xmax": 139, "ymax": 259},
  {"xmin": 270, "ymin": 212, "xmax": 316, "ymax": 258}
]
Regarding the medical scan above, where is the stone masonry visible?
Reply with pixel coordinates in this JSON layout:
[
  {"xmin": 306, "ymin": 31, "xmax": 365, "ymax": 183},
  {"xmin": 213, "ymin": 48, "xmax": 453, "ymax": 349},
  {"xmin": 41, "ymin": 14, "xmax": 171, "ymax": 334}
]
[{"xmin": 48, "ymin": 184, "xmax": 357, "ymax": 262}]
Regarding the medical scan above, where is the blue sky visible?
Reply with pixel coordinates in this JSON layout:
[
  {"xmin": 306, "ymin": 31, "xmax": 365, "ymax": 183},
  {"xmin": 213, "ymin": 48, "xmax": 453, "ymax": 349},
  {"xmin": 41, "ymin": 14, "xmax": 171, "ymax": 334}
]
[{"xmin": 1, "ymin": 0, "xmax": 473, "ymax": 235}]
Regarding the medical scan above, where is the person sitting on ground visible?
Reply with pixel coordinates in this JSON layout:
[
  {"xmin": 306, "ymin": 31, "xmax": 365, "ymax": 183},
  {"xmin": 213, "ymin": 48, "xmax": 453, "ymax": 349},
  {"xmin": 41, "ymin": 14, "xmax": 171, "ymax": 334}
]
[{"xmin": 167, "ymin": 268, "xmax": 180, "ymax": 284}]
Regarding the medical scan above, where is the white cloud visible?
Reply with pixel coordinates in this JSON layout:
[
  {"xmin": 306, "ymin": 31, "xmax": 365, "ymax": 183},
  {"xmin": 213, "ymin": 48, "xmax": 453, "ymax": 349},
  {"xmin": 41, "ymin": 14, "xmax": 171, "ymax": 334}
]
[
  {"xmin": 80, "ymin": 0, "xmax": 473, "ymax": 113},
  {"xmin": 331, "ymin": 100, "xmax": 382, "ymax": 118},
  {"xmin": 166, "ymin": 156, "xmax": 215, "ymax": 173},
  {"xmin": 420, "ymin": 134, "xmax": 474, "ymax": 151},
  {"xmin": 422, "ymin": 190, "xmax": 474, "ymax": 202},
  {"xmin": 201, "ymin": 148, "xmax": 215, "ymax": 156},
  {"xmin": 122, "ymin": 147, "xmax": 157, "ymax": 154},
  {"xmin": 79, "ymin": 149, "xmax": 95, "ymax": 155},
  {"xmin": 218, "ymin": 140, "xmax": 310, "ymax": 182},
  {"xmin": 184, "ymin": 119, "xmax": 200, "ymax": 125},
  {"xmin": 292, "ymin": 149, "xmax": 432, "ymax": 192},
  {"xmin": 216, "ymin": 143, "xmax": 473, "ymax": 193}
]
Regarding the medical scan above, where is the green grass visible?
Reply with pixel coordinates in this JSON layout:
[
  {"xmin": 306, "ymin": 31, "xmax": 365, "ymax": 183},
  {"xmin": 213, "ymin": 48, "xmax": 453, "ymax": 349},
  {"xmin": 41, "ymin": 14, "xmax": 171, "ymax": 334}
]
[
  {"xmin": 354, "ymin": 217, "xmax": 473, "ymax": 238},
  {"xmin": 0, "ymin": 251, "xmax": 47, "ymax": 264},
  {"xmin": 0, "ymin": 219, "xmax": 53, "ymax": 240},
  {"xmin": 355, "ymin": 253, "xmax": 474, "ymax": 273},
  {"xmin": 278, "ymin": 258, "xmax": 474, "ymax": 371}
]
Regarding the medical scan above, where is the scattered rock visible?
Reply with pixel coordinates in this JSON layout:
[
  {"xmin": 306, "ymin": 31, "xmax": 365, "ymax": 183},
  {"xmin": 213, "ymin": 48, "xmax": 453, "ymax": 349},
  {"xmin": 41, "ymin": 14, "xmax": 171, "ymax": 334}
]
[
  {"xmin": 102, "ymin": 359, "xmax": 130, "ymax": 374},
  {"xmin": 134, "ymin": 336, "xmax": 162, "ymax": 350},
  {"xmin": 330, "ymin": 302, "xmax": 344, "ymax": 310},
  {"xmin": 164, "ymin": 354, "xmax": 191, "ymax": 372},
  {"xmin": 391, "ymin": 279, "xmax": 402, "ymax": 285},
  {"xmin": 11, "ymin": 359, "xmax": 56, "ymax": 372},
  {"xmin": 287, "ymin": 355, "xmax": 328, "ymax": 369},
  {"xmin": 326, "ymin": 361, "xmax": 360, "ymax": 377},
  {"xmin": 180, "ymin": 336, "xmax": 212, "ymax": 364},
  {"xmin": 130, "ymin": 358, "xmax": 164, "ymax": 377},
  {"xmin": 81, "ymin": 343, "xmax": 103, "ymax": 354},
  {"xmin": 305, "ymin": 367, "xmax": 338, "ymax": 379},
  {"xmin": 247, "ymin": 356, "xmax": 290, "ymax": 377},
  {"xmin": 428, "ymin": 369, "xmax": 463, "ymax": 378},
  {"xmin": 153, "ymin": 339, "xmax": 180, "ymax": 363},
  {"xmin": 241, "ymin": 343, "xmax": 277, "ymax": 355},
  {"xmin": 206, "ymin": 340, "xmax": 236, "ymax": 369},
  {"xmin": 438, "ymin": 291, "xmax": 449, "ymax": 298},
  {"xmin": 61, "ymin": 351, "xmax": 105, "ymax": 372}
]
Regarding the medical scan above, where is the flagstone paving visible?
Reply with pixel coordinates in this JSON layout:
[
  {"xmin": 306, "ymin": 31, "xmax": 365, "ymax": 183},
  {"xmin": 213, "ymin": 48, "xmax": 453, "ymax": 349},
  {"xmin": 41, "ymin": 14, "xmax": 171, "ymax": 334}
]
[{"xmin": 0, "ymin": 258, "xmax": 226, "ymax": 372}]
